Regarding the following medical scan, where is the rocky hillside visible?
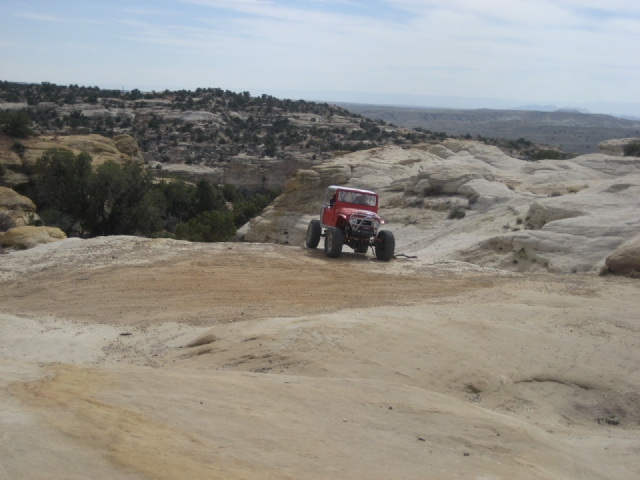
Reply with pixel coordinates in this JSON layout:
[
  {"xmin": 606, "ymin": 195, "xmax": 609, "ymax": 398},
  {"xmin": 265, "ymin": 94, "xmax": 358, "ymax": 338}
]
[
  {"xmin": 239, "ymin": 140, "xmax": 640, "ymax": 275},
  {"xmin": 0, "ymin": 81, "xmax": 436, "ymax": 193},
  {"xmin": 1, "ymin": 81, "xmax": 579, "ymax": 193}
]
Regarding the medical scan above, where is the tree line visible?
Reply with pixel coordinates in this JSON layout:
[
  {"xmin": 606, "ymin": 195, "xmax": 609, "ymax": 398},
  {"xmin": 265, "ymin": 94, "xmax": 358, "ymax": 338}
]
[{"xmin": 33, "ymin": 149, "xmax": 279, "ymax": 241}]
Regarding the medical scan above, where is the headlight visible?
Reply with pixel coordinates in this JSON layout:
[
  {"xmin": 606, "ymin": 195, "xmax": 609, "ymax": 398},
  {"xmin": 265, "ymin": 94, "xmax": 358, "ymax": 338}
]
[{"xmin": 373, "ymin": 220, "xmax": 380, "ymax": 229}]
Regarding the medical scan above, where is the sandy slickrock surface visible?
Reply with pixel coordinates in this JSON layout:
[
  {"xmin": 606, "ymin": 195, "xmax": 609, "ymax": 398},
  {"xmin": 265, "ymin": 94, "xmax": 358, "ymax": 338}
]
[
  {"xmin": 1, "ymin": 236, "xmax": 639, "ymax": 479},
  {"xmin": 238, "ymin": 140, "xmax": 640, "ymax": 275}
]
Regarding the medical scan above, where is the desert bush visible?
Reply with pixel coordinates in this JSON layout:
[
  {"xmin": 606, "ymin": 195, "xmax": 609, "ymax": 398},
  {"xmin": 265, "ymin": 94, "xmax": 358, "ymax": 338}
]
[
  {"xmin": 174, "ymin": 210, "xmax": 236, "ymax": 242},
  {"xmin": 35, "ymin": 149, "xmax": 93, "ymax": 234},
  {"xmin": 194, "ymin": 178, "xmax": 225, "ymax": 214},
  {"xmin": 83, "ymin": 161, "xmax": 161, "ymax": 236},
  {"xmin": 533, "ymin": 149, "xmax": 563, "ymax": 160},
  {"xmin": 35, "ymin": 149, "xmax": 161, "ymax": 236},
  {"xmin": 0, "ymin": 110, "xmax": 32, "ymax": 138},
  {"xmin": 12, "ymin": 140, "xmax": 25, "ymax": 158},
  {"xmin": 448, "ymin": 206, "xmax": 466, "ymax": 220},
  {"xmin": 233, "ymin": 194, "xmax": 271, "ymax": 227},
  {"xmin": 222, "ymin": 184, "xmax": 242, "ymax": 202},
  {"xmin": 623, "ymin": 141, "xmax": 640, "ymax": 157},
  {"xmin": 424, "ymin": 184, "xmax": 443, "ymax": 196},
  {"xmin": 37, "ymin": 208, "xmax": 73, "ymax": 231},
  {"xmin": 0, "ymin": 211, "xmax": 16, "ymax": 232}
]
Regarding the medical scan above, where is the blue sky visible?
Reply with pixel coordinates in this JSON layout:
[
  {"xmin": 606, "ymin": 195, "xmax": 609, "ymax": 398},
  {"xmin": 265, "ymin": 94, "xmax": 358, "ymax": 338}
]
[{"xmin": 1, "ymin": 1, "xmax": 639, "ymax": 113}]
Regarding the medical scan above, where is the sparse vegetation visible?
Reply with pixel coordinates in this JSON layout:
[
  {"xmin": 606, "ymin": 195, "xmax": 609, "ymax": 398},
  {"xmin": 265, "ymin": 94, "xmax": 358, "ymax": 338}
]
[
  {"xmin": 174, "ymin": 210, "xmax": 236, "ymax": 242},
  {"xmin": 624, "ymin": 141, "xmax": 640, "ymax": 157},
  {"xmin": 0, "ymin": 109, "xmax": 32, "ymax": 138},
  {"xmin": 448, "ymin": 206, "xmax": 466, "ymax": 220},
  {"xmin": 532, "ymin": 149, "xmax": 564, "ymax": 160},
  {"xmin": 32, "ymin": 147, "xmax": 275, "ymax": 241},
  {"xmin": 424, "ymin": 184, "xmax": 443, "ymax": 196},
  {"xmin": 11, "ymin": 140, "xmax": 26, "ymax": 158}
]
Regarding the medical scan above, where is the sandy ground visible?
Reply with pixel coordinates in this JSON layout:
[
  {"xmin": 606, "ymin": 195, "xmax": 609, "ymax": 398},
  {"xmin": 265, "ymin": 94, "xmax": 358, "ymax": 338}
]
[{"xmin": 1, "ymin": 237, "xmax": 639, "ymax": 479}]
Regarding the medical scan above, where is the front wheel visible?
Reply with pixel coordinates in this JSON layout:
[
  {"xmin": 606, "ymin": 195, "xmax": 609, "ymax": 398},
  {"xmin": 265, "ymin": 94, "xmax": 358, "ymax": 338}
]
[
  {"xmin": 375, "ymin": 230, "xmax": 395, "ymax": 261},
  {"xmin": 306, "ymin": 220, "xmax": 321, "ymax": 248},
  {"xmin": 324, "ymin": 228, "xmax": 343, "ymax": 258}
]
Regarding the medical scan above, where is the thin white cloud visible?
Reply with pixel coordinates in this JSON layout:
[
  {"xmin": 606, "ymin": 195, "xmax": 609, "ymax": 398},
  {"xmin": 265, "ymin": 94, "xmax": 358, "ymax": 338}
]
[
  {"xmin": 3, "ymin": 0, "xmax": 639, "ymax": 106},
  {"xmin": 13, "ymin": 12, "xmax": 107, "ymax": 25},
  {"xmin": 124, "ymin": 7, "xmax": 184, "ymax": 16}
]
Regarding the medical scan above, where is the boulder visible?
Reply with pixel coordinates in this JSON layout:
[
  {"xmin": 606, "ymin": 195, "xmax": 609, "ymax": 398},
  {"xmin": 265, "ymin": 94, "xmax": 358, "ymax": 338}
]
[
  {"xmin": 457, "ymin": 179, "xmax": 515, "ymax": 212},
  {"xmin": 113, "ymin": 134, "xmax": 145, "ymax": 164},
  {"xmin": 605, "ymin": 238, "xmax": 640, "ymax": 276},
  {"xmin": 427, "ymin": 144, "xmax": 456, "ymax": 159},
  {"xmin": 0, "ymin": 186, "xmax": 37, "ymax": 227},
  {"xmin": 0, "ymin": 170, "xmax": 30, "ymax": 189},
  {"xmin": 597, "ymin": 138, "xmax": 640, "ymax": 157},
  {"xmin": 0, "ymin": 226, "xmax": 66, "ymax": 250}
]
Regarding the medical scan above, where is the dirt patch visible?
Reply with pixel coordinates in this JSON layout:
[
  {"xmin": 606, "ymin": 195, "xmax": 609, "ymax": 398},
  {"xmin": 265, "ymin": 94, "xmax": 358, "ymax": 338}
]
[{"xmin": 0, "ymin": 245, "xmax": 494, "ymax": 326}]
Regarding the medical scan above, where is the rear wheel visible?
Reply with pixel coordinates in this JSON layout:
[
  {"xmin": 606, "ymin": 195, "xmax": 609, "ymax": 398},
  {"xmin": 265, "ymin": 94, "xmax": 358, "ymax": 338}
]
[
  {"xmin": 306, "ymin": 220, "xmax": 321, "ymax": 248},
  {"xmin": 375, "ymin": 230, "xmax": 395, "ymax": 261},
  {"xmin": 324, "ymin": 228, "xmax": 343, "ymax": 258}
]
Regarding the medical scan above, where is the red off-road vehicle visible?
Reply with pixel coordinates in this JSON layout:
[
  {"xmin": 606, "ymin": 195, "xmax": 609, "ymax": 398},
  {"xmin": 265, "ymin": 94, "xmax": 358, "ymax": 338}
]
[{"xmin": 305, "ymin": 186, "xmax": 395, "ymax": 261}]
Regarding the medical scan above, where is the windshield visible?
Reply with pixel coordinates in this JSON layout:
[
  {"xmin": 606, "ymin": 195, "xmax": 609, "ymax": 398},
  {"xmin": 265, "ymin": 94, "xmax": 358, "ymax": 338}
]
[
  {"xmin": 325, "ymin": 189, "xmax": 336, "ymax": 205},
  {"xmin": 337, "ymin": 191, "xmax": 377, "ymax": 207}
]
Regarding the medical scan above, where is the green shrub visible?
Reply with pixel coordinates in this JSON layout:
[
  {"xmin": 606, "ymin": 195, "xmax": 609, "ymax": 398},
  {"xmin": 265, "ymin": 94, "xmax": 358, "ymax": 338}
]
[
  {"xmin": 533, "ymin": 149, "xmax": 563, "ymax": 160},
  {"xmin": 35, "ymin": 149, "xmax": 161, "ymax": 236},
  {"xmin": 623, "ymin": 142, "xmax": 640, "ymax": 157},
  {"xmin": 35, "ymin": 149, "xmax": 93, "ymax": 234},
  {"xmin": 448, "ymin": 206, "xmax": 466, "ymax": 220},
  {"xmin": 83, "ymin": 161, "xmax": 161, "ymax": 236},
  {"xmin": 222, "ymin": 184, "xmax": 241, "ymax": 202},
  {"xmin": 1, "ymin": 110, "xmax": 32, "ymax": 138},
  {"xmin": 12, "ymin": 140, "xmax": 26, "ymax": 158},
  {"xmin": 174, "ymin": 210, "xmax": 236, "ymax": 242},
  {"xmin": 424, "ymin": 184, "xmax": 443, "ymax": 196}
]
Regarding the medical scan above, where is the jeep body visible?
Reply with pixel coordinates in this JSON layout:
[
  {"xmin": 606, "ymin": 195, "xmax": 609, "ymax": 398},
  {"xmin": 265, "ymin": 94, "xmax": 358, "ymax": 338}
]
[{"xmin": 305, "ymin": 186, "xmax": 395, "ymax": 261}]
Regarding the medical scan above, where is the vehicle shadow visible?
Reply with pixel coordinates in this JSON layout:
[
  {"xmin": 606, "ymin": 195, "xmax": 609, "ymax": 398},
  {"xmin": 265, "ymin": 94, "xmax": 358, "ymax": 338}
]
[{"xmin": 303, "ymin": 247, "xmax": 375, "ymax": 262}]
